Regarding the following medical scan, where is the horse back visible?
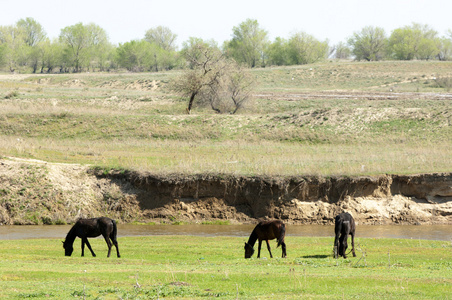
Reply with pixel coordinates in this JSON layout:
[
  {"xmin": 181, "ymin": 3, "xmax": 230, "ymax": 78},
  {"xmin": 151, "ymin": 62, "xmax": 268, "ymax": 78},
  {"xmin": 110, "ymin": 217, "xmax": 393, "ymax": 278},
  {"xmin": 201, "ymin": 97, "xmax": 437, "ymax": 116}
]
[
  {"xmin": 256, "ymin": 220, "xmax": 285, "ymax": 241},
  {"xmin": 335, "ymin": 212, "xmax": 355, "ymax": 235},
  {"xmin": 75, "ymin": 217, "xmax": 115, "ymax": 238}
]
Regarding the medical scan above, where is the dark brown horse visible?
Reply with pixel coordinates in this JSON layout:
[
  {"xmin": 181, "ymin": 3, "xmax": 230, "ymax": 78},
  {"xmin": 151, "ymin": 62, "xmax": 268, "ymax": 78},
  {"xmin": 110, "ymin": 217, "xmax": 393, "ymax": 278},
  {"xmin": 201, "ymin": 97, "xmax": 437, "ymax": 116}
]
[
  {"xmin": 63, "ymin": 217, "xmax": 120, "ymax": 258},
  {"xmin": 244, "ymin": 220, "xmax": 286, "ymax": 258},
  {"xmin": 334, "ymin": 212, "xmax": 356, "ymax": 259}
]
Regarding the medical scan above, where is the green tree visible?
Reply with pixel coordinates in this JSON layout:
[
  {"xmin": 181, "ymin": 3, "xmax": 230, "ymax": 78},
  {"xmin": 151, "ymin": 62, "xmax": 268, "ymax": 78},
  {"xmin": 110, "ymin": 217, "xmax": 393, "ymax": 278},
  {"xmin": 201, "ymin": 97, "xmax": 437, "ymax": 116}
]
[
  {"xmin": 389, "ymin": 23, "xmax": 439, "ymax": 60},
  {"xmin": 115, "ymin": 40, "xmax": 154, "ymax": 71},
  {"xmin": 287, "ymin": 31, "xmax": 329, "ymax": 64},
  {"xmin": 59, "ymin": 22, "xmax": 110, "ymax": 72},
  {"xmin": 437, "ymin": 37, "xmax": 452, "ymax": 61},
  {"xmin": 144, "ymin": 26, "xmax": 177, "ymax": 51},
  {"xmin": 16, "ymin": 18, "xmax": 46, "ymax": 47},
  {"xmin": 348, "ymin": 26, "xmax": 387, "ymax": 61},
  {"xmin": 0, "ymin": 25, "xmax": 27, "ymax": 72},
  {"xmin": 413, "ymin": 24, "xmax": 439, "ymax": 60},
  {"xmin": 225, "ymin": 19, "xmax": 269, "ymax": 68},
  {"xmin": 388, "ymin": 27, "xmax": 416, "ymax": 60},
  {"xmin": 87, "ymin": 24, "xmax": 113, "ymax": 71},
  {"xmin": 334, "ymin": 41, "xmax": 352, "ymax": 59},
  {"xmin": 266, "ymin": 37, "xmax": 289, "ymax": 66},
  {"xmin": 39, "ymin": 38, "xmax": 64, "ymax": 73},
  {"xmin": 144, "ymin": 26, "xmax": 179, "ymax": 71},
  {"xmin": 16, "ymin": 18, "xmax": 47, "ymax": 73}
]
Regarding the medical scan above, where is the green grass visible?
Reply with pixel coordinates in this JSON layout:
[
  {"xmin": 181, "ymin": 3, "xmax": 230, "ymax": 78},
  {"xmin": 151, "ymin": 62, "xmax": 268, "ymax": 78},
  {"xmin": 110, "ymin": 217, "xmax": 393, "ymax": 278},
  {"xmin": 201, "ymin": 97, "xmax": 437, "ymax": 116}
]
[{"xmin": 0, "ymin": 236, "xmax": 450, "ymax": 299}]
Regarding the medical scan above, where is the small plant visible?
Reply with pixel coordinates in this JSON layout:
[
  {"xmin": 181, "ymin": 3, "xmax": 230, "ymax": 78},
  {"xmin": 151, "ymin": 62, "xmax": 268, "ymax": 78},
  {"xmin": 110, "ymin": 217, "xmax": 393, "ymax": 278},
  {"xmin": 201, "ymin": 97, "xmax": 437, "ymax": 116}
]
[
  {"xmin": 434, "ymin": 76, "xmax": 452, "ymax": 91},
  {"xmin": 4, "ymin": 90, "xmax": 19, "ymax": 99},
  {"xmin": 201, "ymin": 220, "xmax": 231, "ymax": 225}
]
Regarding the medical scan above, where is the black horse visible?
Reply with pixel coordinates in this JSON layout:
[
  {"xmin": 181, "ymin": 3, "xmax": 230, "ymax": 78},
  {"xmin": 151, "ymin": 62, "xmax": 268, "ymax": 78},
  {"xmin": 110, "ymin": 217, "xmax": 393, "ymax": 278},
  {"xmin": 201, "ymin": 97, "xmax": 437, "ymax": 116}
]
[
  {"xmin": 244, "ymin": 220, "xmax": 286, "ymax": 258},
  {"xmin": 63, "ymin": 217, "xmax": 120, "ymax": 258},
  {"xmin": 334, "ymin": 212, "xmax": 356, "ymax": 259}
]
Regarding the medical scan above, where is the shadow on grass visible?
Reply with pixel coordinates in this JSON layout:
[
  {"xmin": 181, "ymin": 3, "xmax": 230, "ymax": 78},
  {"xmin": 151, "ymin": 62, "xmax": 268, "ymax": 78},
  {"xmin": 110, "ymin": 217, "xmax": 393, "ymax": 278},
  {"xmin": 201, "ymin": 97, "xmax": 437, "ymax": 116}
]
[{"xmin": 302, "ymin": 255, "xmax": 329, "ymax": 259}]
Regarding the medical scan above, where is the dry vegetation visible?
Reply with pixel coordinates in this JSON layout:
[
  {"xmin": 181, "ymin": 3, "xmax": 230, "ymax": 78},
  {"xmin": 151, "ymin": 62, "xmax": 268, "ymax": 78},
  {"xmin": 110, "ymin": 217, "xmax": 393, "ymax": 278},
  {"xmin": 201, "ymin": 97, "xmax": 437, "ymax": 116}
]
[{"xmin": 0, "ymin": 60, "xmax": 451, "ymax": 176}]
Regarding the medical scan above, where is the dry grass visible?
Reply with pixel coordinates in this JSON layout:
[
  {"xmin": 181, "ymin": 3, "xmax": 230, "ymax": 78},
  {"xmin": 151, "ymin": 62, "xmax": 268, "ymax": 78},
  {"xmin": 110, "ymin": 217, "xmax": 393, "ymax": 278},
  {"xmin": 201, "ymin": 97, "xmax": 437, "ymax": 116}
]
[
  {"xmin": 2, "ymin": 137, "xmax": 451, "ymax": 176},
  {"xmin": 1, "ymin": 61, "xmax": 451, "ymax": 176}
]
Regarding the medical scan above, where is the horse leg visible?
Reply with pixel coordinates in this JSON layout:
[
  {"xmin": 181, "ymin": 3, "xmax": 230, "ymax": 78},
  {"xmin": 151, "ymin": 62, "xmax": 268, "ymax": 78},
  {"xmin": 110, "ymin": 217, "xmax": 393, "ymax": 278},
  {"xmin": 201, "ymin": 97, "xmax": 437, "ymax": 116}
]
[
  {"xmin": 281, "ymin": 241, "xmax": 287, "ymax": 258},
  {"xmin": 257, "ymin": 240, "xmax": 262, "ymax": 258},
  {"xmin": 342, "ymin": 234, "xmax": 349, "ymax": 259},
  {"xmin": 81, "ymin": 239, "xmax": 85, "ymax": 257},
  {"xmin": 351, "ymin": 231, "xmax": 356, "ymax": 257},
  {"xmin": 334, "ymin": 221, "xmax": 342, "ymax": 259},
  {"xmin": 84, "ymin": 238, "xmax": 96, "ymax": 257},
  {"xmin": 112, "ymin": 239, "xmax": 120, "ymax": 258},
  {"xmin": 333, "ymin": 234, "xmax": 340, "ymax": 258},
  {"xmin": 265, "ymin": 240, "xmax": 273, "ymax": 258},
  {"xmin": 103, "ymin": 235, "xmax": 113, "ymax": 258},
  {"xmin": 338, "ymin": 235, "xmax": 345, "ymax": 258},
  {"xmin": 109, "ymin": 232, "xmax": 120, "ymax": 258}
]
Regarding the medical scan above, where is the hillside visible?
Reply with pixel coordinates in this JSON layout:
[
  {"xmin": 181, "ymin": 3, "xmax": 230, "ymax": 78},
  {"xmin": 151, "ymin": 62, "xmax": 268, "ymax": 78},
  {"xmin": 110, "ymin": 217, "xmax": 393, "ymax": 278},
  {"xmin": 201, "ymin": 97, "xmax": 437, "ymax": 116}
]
[
  {"xmin": 1, "ymin": 60, "xmax": 451, "ymax": 176},
  {"xmin": 0, "ymin": 61, "xmax": 451, "ymax": 225}
]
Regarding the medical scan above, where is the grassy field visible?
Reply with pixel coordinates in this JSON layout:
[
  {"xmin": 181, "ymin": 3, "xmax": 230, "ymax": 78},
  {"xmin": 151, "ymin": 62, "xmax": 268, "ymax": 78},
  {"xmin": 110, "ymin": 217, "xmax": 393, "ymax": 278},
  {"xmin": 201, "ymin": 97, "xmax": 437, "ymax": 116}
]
[
  {"xmin": 0, "ymin": 235, "xmax": 450, "ymax": 299},
  {"xmin": 0, "ymin": 60, "xmax": 451, "ymax": 176}
]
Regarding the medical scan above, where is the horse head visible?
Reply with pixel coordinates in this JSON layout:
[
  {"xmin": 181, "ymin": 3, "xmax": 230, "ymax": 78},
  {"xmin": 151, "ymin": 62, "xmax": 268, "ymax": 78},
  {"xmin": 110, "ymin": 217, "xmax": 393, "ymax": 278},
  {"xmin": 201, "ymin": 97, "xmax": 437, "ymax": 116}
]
[
  {"xmin": 62, "ymin": 240, "xmax": 74, "ymax": 256},
  {"xmin": 244, "ymin": 242, "xmax": 255, "ymax": 258}
]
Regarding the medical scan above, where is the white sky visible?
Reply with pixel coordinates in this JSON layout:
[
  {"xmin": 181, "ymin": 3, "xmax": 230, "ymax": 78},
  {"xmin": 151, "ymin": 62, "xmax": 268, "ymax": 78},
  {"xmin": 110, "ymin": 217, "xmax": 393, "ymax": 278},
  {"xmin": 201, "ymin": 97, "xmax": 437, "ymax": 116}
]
[{"xmin": 1, "ymin": 0, "xmax": 451, "ymax": 48}]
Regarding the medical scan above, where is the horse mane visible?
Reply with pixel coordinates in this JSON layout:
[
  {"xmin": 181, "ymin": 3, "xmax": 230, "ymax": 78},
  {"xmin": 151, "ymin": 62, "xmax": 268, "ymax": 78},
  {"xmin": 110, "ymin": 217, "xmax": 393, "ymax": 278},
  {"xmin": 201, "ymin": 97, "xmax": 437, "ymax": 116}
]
[
  {"xmin": 63, "ymin": 223, "xmax": 78, "ymax": 246},
  {"xmin": 246, "ymin": 227, "xmax": 258, "ymax": 247}
]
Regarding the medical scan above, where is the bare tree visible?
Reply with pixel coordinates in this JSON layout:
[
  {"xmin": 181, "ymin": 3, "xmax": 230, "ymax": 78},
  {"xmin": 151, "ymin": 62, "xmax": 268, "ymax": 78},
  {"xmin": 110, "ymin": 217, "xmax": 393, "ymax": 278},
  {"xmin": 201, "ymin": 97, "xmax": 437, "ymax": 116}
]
[
  {"xmin": 172, "ymin": 40, "xmax": 226, "ymax": 113},
  {"xmin": 172, "ymin": 39, "xmax": 254, "ymax": 114},
  {"xmin": 227, "ymin": 61, "xmax": 254, "ymax": 114}
]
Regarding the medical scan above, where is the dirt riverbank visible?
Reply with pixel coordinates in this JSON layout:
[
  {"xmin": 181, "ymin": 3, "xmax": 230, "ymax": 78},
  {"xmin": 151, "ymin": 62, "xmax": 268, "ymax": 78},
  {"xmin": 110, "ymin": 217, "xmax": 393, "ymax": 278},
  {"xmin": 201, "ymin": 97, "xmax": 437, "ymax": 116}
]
[{"xmin": 0, "ymin": 157, "xmax": 451, "ymax": 225}]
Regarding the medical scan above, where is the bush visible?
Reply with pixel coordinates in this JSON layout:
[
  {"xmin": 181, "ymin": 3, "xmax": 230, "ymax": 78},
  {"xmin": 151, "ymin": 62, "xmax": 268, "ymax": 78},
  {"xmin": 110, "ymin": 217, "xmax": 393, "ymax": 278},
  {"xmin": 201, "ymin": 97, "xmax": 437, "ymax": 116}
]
[
  {"xmin": 434, "ymin": 76, "xmax": 452, "ymax": 91},
  {"xmin": 4, "ymin": 90, "xmax": 19, "ymax": 99}
]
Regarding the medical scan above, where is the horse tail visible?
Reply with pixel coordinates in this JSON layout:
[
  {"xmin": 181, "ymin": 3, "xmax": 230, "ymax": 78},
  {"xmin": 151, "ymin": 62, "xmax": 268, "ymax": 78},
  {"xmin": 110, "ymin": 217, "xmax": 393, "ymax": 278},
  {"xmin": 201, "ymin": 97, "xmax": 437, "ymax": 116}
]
[
  {"xmin": 277, "ymin": 223, "xmax": 286, "ymax": 248},
  {"xmin": 111, "ymin": 219, "xmax": 118, "ymax": 240}
]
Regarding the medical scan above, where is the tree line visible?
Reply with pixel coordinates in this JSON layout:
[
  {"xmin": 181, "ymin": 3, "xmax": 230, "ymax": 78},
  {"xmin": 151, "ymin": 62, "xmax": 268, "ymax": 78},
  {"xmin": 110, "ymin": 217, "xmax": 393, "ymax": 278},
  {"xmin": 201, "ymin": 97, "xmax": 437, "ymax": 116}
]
[{"xmin": 1, "ymin": 18, "xmax": 452, "ymax": 74}]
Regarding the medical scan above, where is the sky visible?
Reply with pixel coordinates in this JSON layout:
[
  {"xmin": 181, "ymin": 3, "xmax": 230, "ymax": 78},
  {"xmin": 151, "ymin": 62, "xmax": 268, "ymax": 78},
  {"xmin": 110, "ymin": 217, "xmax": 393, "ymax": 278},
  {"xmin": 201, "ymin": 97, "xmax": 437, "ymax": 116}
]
[{"xmin": 1, "ymin": 0, "xmax": 451, "ymax": 48}]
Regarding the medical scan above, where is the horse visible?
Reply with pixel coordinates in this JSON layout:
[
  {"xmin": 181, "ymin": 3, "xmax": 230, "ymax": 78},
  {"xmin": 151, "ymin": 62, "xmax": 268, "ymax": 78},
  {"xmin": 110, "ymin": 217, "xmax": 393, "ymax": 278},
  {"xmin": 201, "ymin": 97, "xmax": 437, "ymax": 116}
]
[
  {"xmin": 244, "ymin": 220, "xmax": 286, "ymax": 258},
  {"xmin": 333, "ymin": 212, "xmax": 356, "ymax": 259},
  {"xmin": 62, "ymin": 217, "xmax": 120, "ymax": 258}
]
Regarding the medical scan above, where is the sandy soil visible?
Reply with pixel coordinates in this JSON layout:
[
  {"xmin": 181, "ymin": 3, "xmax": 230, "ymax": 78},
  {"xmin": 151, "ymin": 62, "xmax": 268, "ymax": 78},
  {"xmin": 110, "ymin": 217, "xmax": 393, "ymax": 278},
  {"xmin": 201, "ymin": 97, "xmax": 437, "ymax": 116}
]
[{"xmin": 1, "ymin": 157, "xmax": 450, "ymax": 225}]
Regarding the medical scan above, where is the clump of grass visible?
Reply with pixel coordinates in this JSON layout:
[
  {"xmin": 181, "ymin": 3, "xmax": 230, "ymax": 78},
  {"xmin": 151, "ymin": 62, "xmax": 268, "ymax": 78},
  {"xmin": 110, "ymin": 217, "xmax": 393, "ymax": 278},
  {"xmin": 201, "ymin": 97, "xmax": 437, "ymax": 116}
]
[
  {"xmin": 434, "ymin": 76, "xmax": 452, "ymax": 91},
  {"xmin": 4, "ymin": 90, "xmax": 19, "ymax": 99},
  {"xmin": 201, "ymin": 220, "xmax": 231, "ymax": 225}
]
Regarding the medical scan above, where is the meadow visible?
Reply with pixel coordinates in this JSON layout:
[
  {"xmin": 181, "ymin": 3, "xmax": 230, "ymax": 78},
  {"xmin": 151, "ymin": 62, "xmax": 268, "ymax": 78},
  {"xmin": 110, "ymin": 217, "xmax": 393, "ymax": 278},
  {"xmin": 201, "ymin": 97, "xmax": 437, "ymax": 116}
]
[
  {"xmin": 0, "ymin": 60, "xmax": 451, "ymax": 176},
  {"xmin": 0, "ymin": 235, "xmax": 450, "ymax": 299},
  {"xmin": 0, "ymin": 61, "xmax": 451, "ymax": 299}
]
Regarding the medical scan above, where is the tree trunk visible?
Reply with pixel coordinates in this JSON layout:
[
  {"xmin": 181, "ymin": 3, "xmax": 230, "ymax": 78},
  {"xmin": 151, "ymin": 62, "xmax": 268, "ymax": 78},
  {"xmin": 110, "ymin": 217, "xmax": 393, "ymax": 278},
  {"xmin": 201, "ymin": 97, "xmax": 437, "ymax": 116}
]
[{"xmin": 187, "ymin": 92, "xmax": 197, "ymax": 114}]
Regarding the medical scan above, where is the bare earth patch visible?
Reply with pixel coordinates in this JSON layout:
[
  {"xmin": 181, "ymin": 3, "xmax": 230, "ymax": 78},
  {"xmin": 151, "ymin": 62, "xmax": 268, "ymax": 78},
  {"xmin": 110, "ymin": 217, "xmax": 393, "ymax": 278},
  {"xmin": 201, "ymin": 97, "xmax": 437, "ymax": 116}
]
[{"xmin": 0, "ymin": 157, "xmax": 450, "ymax": 225}]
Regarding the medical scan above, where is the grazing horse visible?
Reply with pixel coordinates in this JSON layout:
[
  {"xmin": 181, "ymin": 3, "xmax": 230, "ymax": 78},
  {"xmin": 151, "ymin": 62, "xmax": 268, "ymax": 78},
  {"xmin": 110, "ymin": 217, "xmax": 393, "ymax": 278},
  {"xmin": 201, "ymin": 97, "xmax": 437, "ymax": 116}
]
[
  {"xmin": 244, "ymin": 220, "xmax": 286, "ymax": 258},
  {"xmin": 334, "ymin": 212, "xmax": 356, "ymax": 259},
  {"xmin": 63, "ymin": 217, "xmax": 120, "ymax": 258}
]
